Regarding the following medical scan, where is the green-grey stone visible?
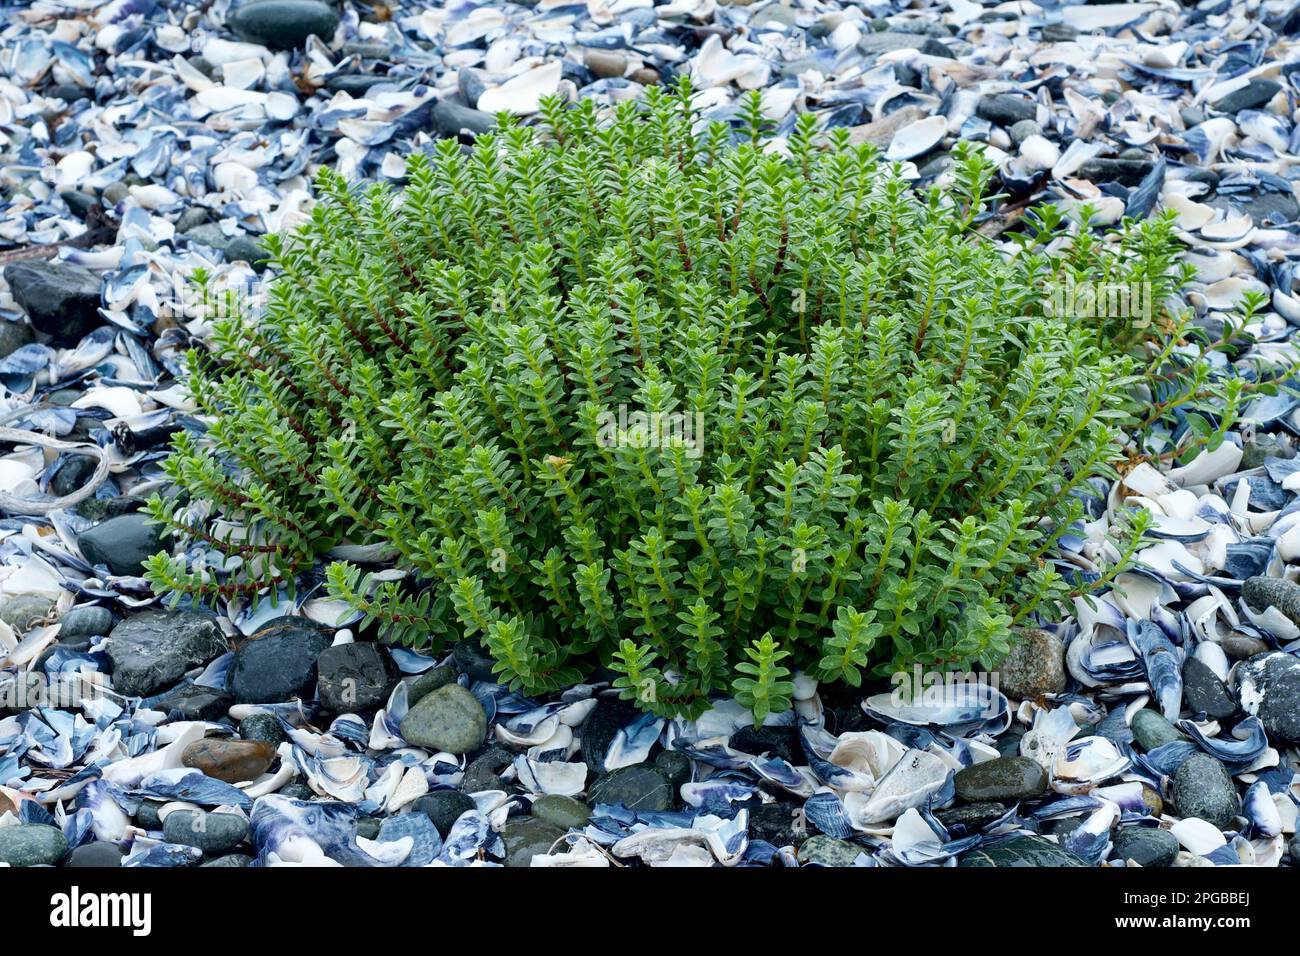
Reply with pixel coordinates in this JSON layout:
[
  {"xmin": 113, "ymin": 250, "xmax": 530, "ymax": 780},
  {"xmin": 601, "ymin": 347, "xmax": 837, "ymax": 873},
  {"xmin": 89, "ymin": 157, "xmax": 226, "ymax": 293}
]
[
  {"xmin": 78, "ymin": 512, "xmax": 164, "ymax": 577},
  {"xmin": 239, "ymin": 712, "xmax": 288, "ymax": 747},
  {"xmin": 588, "ymin": 765, "xmax": 672, "ymax": 812},
  {"xmin": 1172, "ymin": 753, "xmax": 1239, "ymax": 829},
  {"xmin": 1130, "ymin": 709, "xmax": 1184, "ymax": 751},
  {"xmin": 0, "ymin": 824, "xmax": 67, "ymax": 866},
  {"xmin": 355, "ymin": 817, "xmax": 382, "ymax": 840},
  {"xmin": 407, "ymin": 665, "xmax": 455, "ymax": 706},
  {"xmin": 162, "ymin": 810, "xmax": 249, "ymax": 855},
  {"xmin": 1242, "ymin": 576, "xmax": 1300, "ymax": 626},
  {"xmin": 954, "ymin": 756, "xmax": 1048, "ymax": 802},
  {"xmin": 531, "ymin": 794, "xmax": 591, "ymax": 831},
  {"xmin": 413, "ymin": 790, "xmax": 476, "ymax": 836},
  {"xmin": 798, "ymin": 835, "xmax": 867, "ymax": 867},
  {"xmin": 58, "ymin": 605, "xmax": 112, "ymax": 640},
  {"xmin": 1112, "ymin": 827, "xmax": 1178, "ymax": 867},
  {"xmin": 202, "ymin": 853, "xmax": 253, "ymax": 867},
  {"xmin": 399, "ymin": 683, "xmax": 487, "ymax": 754},
  {"xmin": 0, "ymin": 594, "xmax": 52, "ymax": 632},
  {"xmin": 960, "ymin": 834, "xmax": 1086, "ymax": 867},
  {"xmin": 501, "ymin": 817, "xmax": 565, "ymax": 867},
  {"xmin": 997, "ymin": 627, "xmax": 1066, "ymax": 699},
  {"xmin": 174, "ymin": 207, "xmax": 209, "ymax": 232}
]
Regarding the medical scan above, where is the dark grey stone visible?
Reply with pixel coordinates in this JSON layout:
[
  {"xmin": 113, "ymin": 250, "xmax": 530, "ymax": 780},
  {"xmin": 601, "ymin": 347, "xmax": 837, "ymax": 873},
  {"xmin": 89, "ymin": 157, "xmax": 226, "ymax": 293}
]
[{"xmin": 104, "ymin": 610, "xmax": 227, "ymax": 698}]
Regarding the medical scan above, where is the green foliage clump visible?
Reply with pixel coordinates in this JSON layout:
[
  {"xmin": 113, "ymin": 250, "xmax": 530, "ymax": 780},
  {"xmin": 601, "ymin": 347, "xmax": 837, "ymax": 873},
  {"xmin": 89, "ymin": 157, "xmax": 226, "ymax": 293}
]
[{"xmin": 145, "ymin": 82, "xmax": 1220, "ymax": 719}]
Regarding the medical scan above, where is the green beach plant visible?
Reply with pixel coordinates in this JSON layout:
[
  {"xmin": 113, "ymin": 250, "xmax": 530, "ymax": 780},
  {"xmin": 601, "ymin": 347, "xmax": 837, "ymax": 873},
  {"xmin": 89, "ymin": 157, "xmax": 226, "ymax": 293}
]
[{"xmin": 145, "ymin": 80, "xmax": 1233, "ymax": 720}]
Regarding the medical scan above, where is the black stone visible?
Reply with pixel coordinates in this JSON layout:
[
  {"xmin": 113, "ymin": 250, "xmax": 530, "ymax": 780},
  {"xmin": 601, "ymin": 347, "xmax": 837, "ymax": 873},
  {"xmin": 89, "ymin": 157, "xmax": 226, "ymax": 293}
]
[
  {"xmin": 2, "ymin": 260, "xmax": 102, "ymax": 343},
  {"xmin": 229, "ymin": 0, "xmax": 340, "ymax": 51},
  {"xmin": 1112, "ymin": 826, "xmax": 1178, "ymax": 867},
  {"xmin": 1233, "ymin": 651, "xmax": 1300, "ymax": 743},
  {"xmin": 77, "ymin": 512, "xmax": 164, "ymax": 577},
  {"xmin": 1076, "ymin": 158, "xmax": 1156, "ymax": 187},
  {"xmin": 1212, "ymin": 79, "xmax": 1282, "ymax": 113},
  {"xmin": 151, "ymin": 684, "xmax": 233, "ymax": 721},
  {"xmin": 226, "ymin": 618, "xmax": 333, "ymax": 704},
  {"xmin": 1181, "ymin": 657, "xmax": 1236, "ymax": 720},
  {"xmin": 316, "ymin": 642, "xmax": 398, "ymax": 714},
  {"xmin": 64, "ymin": 842, "xmax": 123, "ymax": 867},
  {"xmin": 414, "ymin": 790, "xmax": 476, "ymax": 836},
  {"xmin": 729, "ymin": 725, "xmax": 801, "ymax": 765},
  {"xmin": 1172, "ymin": 753, "xmax": 1239, "ymax": 829},
  {"xmin": 935, "ymin": 802, "xmax": 1008, "ymax": 833},
  {"xmin": 162, "ymin": 810, "xmax": 249, "ymax": 855},
  {"xmin": 975, "ymin": 93, "xmax": 1038, "ymax": 127},
  {"xmin": 588, "ymin": 765, "xmax": 673, "ymax": 812},
  {"xmin": 104, "ymin": 610, "xmax": 227, "ymax": 698}
]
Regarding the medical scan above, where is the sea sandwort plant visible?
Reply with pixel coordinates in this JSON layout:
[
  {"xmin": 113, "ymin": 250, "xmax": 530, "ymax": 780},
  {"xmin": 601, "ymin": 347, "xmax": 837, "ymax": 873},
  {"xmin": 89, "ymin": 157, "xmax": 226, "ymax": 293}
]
[{"xmin": 146, "ymin": 81, "xmax": 1239, "ymax": 721}]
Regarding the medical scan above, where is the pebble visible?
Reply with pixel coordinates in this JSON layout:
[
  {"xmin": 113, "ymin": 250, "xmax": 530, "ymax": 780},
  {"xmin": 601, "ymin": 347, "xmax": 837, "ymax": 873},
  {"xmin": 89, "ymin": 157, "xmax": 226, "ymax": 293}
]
[
  {"xmin": 413, "ymin": 791, "xmax": 476, "ymax": 837},
  {"xmin": 228, "ymin": 0, "xmax": 340, "ymax": 50},
  {"xmin": 0, "ymin": 594, "xmax": 52, "ymax": 632},
  {"xmin": 399, "ymin": 683, "xmax": 487, "ymax": 754},
  {"xmin": 1242, "ymin": 577, "xmax": 1300, "ymax": 626},
  {"xmin": 1112, "ymin": 827, "xmax": 1179, "ymax": 868},
  {"xmin": 798, "ymin": 835, "xmax": 866, "ymax": 867},
  {"xmin": 653, "ymin": 750, "xmax": 692, "ymax": 790},
  {"xmin": 588, "ymin": 765, "xmax": 673, "ymax": 813},
  {"xmin": 65, "ymin": 842, "xmax": 125, "ymax": 867},
  {"xmin": 226, "ymin": 619, "xmax": 333, "ymax": 704},
  {"xmin": 531, "ymin": 794, "xmax": 592, "ymax": 831},
  {"xmin": 57, "ymin": 605, "xmax": 113, "ymax": 641},
  {"xmin": 1212, "ymin": 79, "xmax": 1282, "ymax": 113},
  {"xmin": 182, "ymin": 739, "xmax": 277, "ymax": 784},
  {"xmin": 103, "ymin": 610, "xmax": 227, "ymax": 698},
  {"xmin": 238, "ymin": 713, "xmax": 289, "ymax": 748},
  {"xmin": 1233, "ymin": 652, "xmax": 1300, "ymax": 743},
  {"xmin": 152, "ymin": 684, "xmax": 234, "ymax": 721},
  {"xmin": 162, "ymin": 810, "xmax": 249, "ymax": 855},
  {"xmin": 1171, "ymin": 754, "xmax": 1240, "ymax": 830},
  {"xmin": 316, "ymin": 642, "xmax": 398, "ymax": 714},
  {"xmin": 996, "ymin": 628, "xmax": 1066, "ymax": 700},
  {"xmin": 77, "ymin": 513, "xmax": 164, "ymax": 577},
  {"xmin": 1181, "ymin": 657, "xmax": 1236, "ymax": 720},
  {"xmin": 406, "ymin": 666, "xmax": 455, "ymax": 706},
  {"xmin": 0, "ymin": 824, "xmax": 67, "ymax": 867},
  {"xmin": 975, "ymin": 93, "xmax": 1037, "ymax": 127},
  {"xmin": 500, "ymin": 817, "xmax": 565, "ymax": 868},
  {"xmin": 1130, "ymin": 709, "xmax": 1185, "ymax": 751},
  {"xmin": 1, "ymin": 261, "xmax": 102, "ymax": 343},
  {"xmin": 960, "ymin": 835, "xmax": 1086, "ymax": 867},
  {"xmin": 953, "ymin": 756, "xmax": 1049, "ymax": 803}
]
